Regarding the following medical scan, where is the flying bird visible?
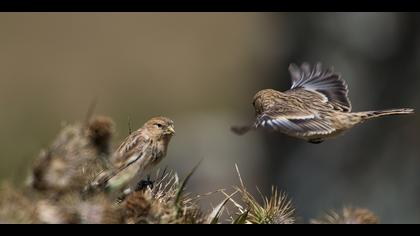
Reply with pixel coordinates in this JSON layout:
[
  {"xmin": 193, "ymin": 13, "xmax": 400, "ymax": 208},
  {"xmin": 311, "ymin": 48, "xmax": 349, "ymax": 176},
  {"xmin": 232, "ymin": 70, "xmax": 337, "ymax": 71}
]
[
  {"xmin": 90, "ymin": 116, "xmax": 175, "ymax": 192},
  {"xmin": 231, "ymin": 62, "xmax": 414, "ymax": 144}
]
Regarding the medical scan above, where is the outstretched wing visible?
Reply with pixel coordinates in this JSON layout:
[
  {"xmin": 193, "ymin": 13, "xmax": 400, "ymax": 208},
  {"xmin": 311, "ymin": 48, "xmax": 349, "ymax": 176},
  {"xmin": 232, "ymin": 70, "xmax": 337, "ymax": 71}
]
[
  {"xmin": 256, "ymin": 114, "xmax": 335, "ymax": 137},
  {"xmin": 255, "ymin": 101, "xmax": 336, "ymax": 137},
  {"xmin": 288, "ymin": 62, "xmax": 351, "ymax": 112}
]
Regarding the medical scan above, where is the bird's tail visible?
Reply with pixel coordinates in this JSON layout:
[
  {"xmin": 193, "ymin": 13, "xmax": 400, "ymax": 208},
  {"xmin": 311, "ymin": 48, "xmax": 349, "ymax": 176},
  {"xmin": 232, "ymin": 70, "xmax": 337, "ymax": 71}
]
[
  {"xmin": 353, "ymin": 108, "xmax": 414, "ymax": 123},
  {"xmin": 81, "ymin": 170, "xmax": 113, "ymax": 197}
]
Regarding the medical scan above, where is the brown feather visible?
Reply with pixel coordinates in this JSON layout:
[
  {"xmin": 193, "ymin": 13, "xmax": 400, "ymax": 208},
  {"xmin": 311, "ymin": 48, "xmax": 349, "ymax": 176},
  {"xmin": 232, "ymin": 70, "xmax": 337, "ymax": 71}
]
[
  {"xmin": 90, "ymin": 116, "xmax": 175, "ymax": 191},
  {"xmin": 288, "ymin": 62, "xmax": 351, "ymax": 112},
  {"xmin": 232, "ymin": 62, "xmax": 414, "ymax": 143}
]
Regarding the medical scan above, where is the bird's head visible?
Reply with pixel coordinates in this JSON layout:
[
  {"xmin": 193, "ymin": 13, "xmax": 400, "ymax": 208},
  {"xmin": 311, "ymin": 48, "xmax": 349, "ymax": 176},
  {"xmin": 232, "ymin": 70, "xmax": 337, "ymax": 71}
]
[
  {"xmin": 252, "ymin": 89, "xmax": 277, "ymax": 115},
  {"xmin": 144, "ymin": 116, "xmax": 175, "ymax": 139}
]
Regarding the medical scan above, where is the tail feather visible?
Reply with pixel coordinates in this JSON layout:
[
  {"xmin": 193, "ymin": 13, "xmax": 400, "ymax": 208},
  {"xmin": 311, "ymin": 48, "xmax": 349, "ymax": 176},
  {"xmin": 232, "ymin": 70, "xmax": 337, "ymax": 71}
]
[{"xmin": 355, "ymin": 108, "xmax": 414, "ymax": 122}]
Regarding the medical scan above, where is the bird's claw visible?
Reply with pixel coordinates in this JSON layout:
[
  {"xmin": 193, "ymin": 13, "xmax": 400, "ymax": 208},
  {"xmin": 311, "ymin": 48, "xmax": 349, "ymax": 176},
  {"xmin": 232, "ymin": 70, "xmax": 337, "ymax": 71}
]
[{"xmin": 135, "ymin": 175, "xmax": 155, "ymax": 191}]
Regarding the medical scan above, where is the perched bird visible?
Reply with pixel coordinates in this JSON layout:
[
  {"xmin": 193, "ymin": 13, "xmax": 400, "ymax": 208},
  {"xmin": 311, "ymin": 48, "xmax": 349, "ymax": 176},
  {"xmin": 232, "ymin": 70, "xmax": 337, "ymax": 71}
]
[
  {"xmin": 232, "ymin": 62, "xmax": 414, "ymax": 144},
  {"xmin": 90, "ymin": 116, "xmax": 175, "ymax": 192}
]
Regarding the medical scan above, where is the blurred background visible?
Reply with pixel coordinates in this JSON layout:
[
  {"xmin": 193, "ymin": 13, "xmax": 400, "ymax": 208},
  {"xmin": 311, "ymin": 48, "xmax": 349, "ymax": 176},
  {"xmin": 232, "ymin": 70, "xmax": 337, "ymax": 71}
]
[{"xmin": 0, "ymin": 12, "xmax": 419, "ymax": 223}]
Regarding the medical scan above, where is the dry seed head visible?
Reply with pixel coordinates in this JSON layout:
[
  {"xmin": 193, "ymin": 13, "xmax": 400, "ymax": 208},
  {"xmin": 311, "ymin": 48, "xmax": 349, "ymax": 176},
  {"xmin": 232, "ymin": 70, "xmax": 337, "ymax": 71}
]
[
  {"xmin": 311, "ymin": 207, "xmax": 379, "ymax": 224},
  {"xmin": 0, "ymin": 183, "xmax": 36, "ymax": 223},
  {"xmin": 87, "ymin": 116, "xmax": 115, "ymax": 155},
  {"xmin": 231, "ymin": 165, "xmax": 296, "ymax": 224}
]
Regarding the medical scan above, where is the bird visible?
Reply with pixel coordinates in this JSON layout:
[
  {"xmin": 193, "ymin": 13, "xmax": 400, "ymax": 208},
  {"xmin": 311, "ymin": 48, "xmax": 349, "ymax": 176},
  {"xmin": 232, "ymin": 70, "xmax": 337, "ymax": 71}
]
[
  {"xmin": 89, "ymin": 116, "xmax": 175, "ymax": 192},
  {"xmin": 231, "ymin": 62, "xmax": 414, "ymax": 144}
]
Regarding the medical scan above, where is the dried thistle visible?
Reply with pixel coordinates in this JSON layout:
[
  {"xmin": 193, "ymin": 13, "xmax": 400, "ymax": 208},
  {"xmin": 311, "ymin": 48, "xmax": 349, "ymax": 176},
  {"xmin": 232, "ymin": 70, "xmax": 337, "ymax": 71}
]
[
  {"xmin": 311, "ymin": 207, "xmax": 379, "ymax": 224},
  {"xmin": 87, "ymin": 116, "xmax": 115, "ymax": 156},
  {"xmin": 5, "ymin": 114, "xmax": 389, "ymax": 225},
  {"xmin": 75, "ymin": 194, "xmax": 123, "ymax": 224},
  {"xmin": 121, "ymin": 168, "xmax": 205, "ymax": 224},
  {"xmin": 0, "ymin": 182, "xmax": 37, "ymax": 223},
  {"xmin": 29, "ymin": 116, "xmax": 114, "ymax": 193},
  {"xmin": 34, "ymin": 199, "xmax": 79, "ymax": 224},
  {"xmin": 33, "ymin": 192, "xmax": 123, "ymax": 224},
  {"xmin": 235, "ymin": 186, "xmax": 295, "ymax": 224},
  {"xmin": 226, "ymin": 164, "xmax": 295, "ymax": 224}
]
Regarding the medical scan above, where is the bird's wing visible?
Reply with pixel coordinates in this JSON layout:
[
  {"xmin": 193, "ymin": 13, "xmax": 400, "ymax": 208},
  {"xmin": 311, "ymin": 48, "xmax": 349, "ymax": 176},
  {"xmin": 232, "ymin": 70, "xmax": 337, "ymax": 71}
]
[
  {"xmin": 113, "ymin": 130, "xmax": 149, "ymax": 164},
  {"xmin": 93, "ymin": 131, "xmax": 151, "ymax": 188},
  {"xmin": 113, "ymin": 131, "xmax": 151, "ymax": 170},
  {"xmin": 288, "ymin": 62, "xmax": 351, "ymax": 112},
  {"xmin": 255, "ymin": 107, "xmax": 336, "ymax": 137}
]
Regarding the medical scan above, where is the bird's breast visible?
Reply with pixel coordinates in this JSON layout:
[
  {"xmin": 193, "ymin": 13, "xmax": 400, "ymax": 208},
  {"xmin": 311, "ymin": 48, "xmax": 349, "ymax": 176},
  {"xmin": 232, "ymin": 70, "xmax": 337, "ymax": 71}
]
[{"xmin": 151, "ymin": 140, "xmax": 168, "ymax": 162}]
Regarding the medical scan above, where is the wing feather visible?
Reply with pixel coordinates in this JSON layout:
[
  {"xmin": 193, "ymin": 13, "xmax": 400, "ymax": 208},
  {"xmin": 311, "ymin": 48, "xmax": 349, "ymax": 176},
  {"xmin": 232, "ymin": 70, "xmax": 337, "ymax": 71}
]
[
  {"xmin": 92, "ymin": 131, "xmax": 152, "ymax": 188},
  {"xmin": 288, "ymin": 62, "xmax": 351, "ymax": 112},
  {"xmin": 256, "ymin": 113, "xmax": 335, "ymax": 137},
  {"xmin": 112, "ymin": 130, "xmax": 150, "ymax": 167}
]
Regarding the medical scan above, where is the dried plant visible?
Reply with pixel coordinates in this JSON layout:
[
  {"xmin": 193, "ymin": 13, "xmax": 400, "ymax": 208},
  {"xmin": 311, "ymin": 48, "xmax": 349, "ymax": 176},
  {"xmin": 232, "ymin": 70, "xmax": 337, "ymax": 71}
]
[
  {"xmin": 311, "ymin": 207, "xmax": 379, "ymax": 224},
  {"xmin": 0, "ymin": 115, "xmax": 382, "ymax": 224},
  {"xmin": 28, "ymin": 116, "xmax": 114, "ymax": 193},
  {"xmin": 87, "ymin": 116, "xmax": 115, "ymax": 156},
  {"xmin": 223, "ymin": 164, "xmax": 296, "ymax": 224},
  {"xmin": 121, "ymin": 167, "xmax": 205, "ymax": 224},
  {"xmin": 0, "ymin": 183, "xmax": 36, "ymax": 223}
]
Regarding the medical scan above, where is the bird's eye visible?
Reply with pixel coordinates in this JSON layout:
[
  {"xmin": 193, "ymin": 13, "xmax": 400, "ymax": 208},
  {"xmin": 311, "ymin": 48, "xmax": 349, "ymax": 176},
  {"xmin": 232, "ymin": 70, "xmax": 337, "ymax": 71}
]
[{"xmin": 155, "ymin": 123, "xmax": 163, "ymax": 128}]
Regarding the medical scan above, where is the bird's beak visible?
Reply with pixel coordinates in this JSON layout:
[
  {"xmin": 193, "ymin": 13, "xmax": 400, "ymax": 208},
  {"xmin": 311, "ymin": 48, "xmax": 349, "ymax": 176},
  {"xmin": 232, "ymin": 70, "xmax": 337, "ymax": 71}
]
[{"xmin": 167, "ymin": 126, "xmax": 175, "ymax": 135}]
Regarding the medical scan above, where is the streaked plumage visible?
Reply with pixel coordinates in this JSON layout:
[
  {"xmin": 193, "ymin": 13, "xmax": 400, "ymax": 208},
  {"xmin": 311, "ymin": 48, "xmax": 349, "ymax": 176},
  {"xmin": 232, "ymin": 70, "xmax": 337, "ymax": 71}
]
[
  {"xmin": 232, "ymin": 62, "xmax": 414, "ymax": 143},
  {"xmin": 90, "ymin": 116, "xmax": 175, "ymax": 191}
]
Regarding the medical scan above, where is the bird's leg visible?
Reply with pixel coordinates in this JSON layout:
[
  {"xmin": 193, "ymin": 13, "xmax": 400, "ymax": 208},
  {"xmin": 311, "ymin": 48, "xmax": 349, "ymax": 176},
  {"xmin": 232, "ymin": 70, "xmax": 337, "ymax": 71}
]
[
  {"xmin": 115, "ymin": 175, "xmax": 156, "ymax": 203},
  {"xmin": 135, "ymin": 175, "xmax": 154, "ymax": 191},
  {"xmin": 115, "ymin": 175, "xmax": 155, "ymax": 203},
  {"xmin": 308, "ymin": 139, "xmax": 324, "ymax": 144}
]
